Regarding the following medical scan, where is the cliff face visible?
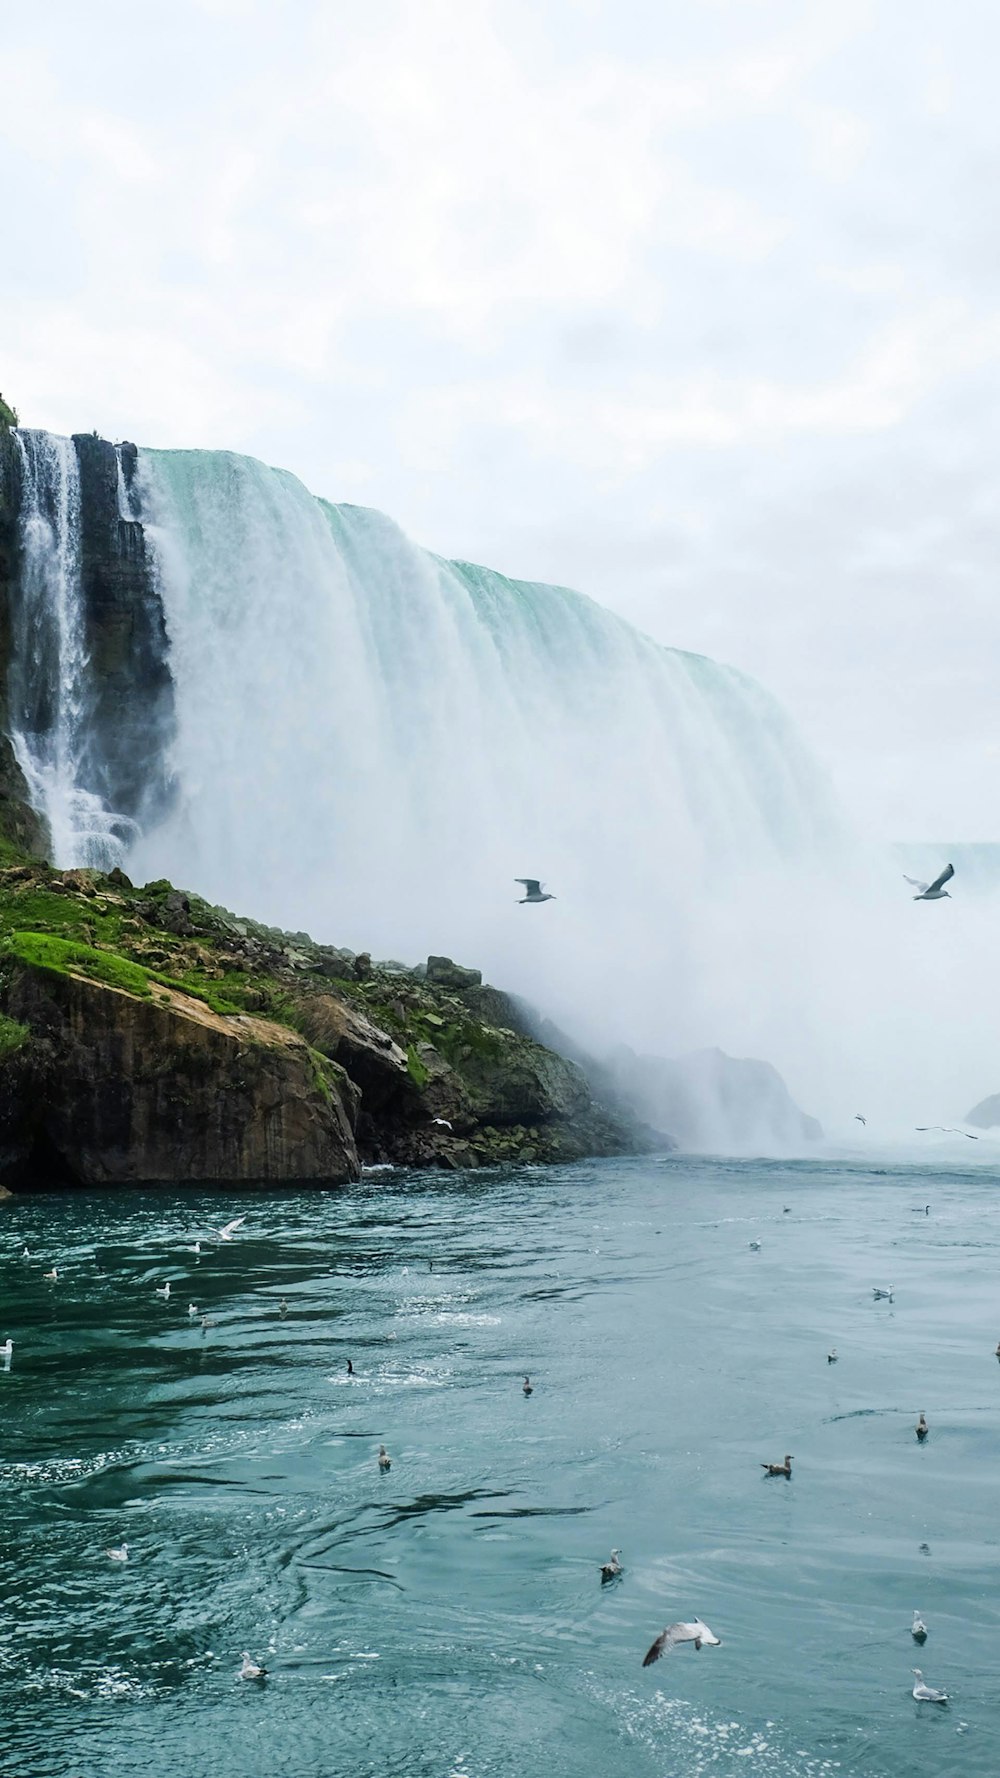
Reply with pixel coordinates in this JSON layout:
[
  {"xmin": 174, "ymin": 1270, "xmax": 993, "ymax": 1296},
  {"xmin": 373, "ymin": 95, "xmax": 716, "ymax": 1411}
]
[
  {"xmin": 0, "ymin": 427, "xmax": 46, "ymax": 857},
  {"xmin": 0, "ymin": 955, "xmax": 358, "ymax": 1186},
  {"xmin": 70, "ymin": 434, "xmax": 176, "ymax": 829},
  {"xmin": 0, "ymin": 861, "xmax": 640, "ymax": 1189}
]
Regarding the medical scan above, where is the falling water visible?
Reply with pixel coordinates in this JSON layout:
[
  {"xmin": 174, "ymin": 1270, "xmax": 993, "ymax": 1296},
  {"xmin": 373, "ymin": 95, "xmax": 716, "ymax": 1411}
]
[{"xmin": 10, "ymin": 432, "xmax": 132, "ymax": 869}]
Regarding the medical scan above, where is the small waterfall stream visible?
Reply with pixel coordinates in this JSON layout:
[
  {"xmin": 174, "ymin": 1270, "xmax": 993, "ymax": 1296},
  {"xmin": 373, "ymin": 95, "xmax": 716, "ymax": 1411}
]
[{"xmin": 9, "ymin": 431, "xmax": 135, "ymax": 869}]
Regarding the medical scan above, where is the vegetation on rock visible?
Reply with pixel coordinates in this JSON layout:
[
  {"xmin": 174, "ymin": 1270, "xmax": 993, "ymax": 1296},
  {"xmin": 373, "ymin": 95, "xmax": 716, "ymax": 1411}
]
[{"xmin": 0, "ymin": 850, "xmax": 638, "ymax": 1188}]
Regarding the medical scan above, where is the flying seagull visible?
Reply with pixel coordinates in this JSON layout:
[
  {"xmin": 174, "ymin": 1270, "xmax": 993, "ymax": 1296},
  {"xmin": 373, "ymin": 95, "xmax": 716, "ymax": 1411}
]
[
  {"xmin": 600, "ymin": 1549, "xmax": 622, "ymax": 1584},
  {"xmin": 912, "ymin": 1611, "xmax": 928, "ymax": 1643},
  {"xmin": 915, "ymin": 1126, "xmax": 978, "ymax": 1140},
  {"xmin": 854, "ymin": 1114, "xmax": 867, "ymax": 1126},
  {"xmin": 904, "ymin": 863, "xmax": 954, "ymax": 901},
  {"xmin": 239, "ymin": 1651, "xmax": 267, "ymax": 1680},
  {"xmin": 217, "ymin": 1216, "xmax": 246, "ymax": 1241},
  {"xmin": 642, "ymin": 1619, "xmax": 721, "ymax": 1666},
  {"xmin": 911, "ymin": 1668, "xmax": 947, "ymax": 1704},
  {"xmin": 515, "ymin": 878, "xmax": 555, "ymax": 904},
  {"xmin": 431, "ymin": 1117, "xmax": 453, "ymax": 1129}
]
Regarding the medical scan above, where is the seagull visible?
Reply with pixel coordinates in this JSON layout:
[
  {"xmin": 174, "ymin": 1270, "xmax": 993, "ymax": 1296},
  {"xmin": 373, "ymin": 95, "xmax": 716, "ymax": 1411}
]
[
  {"xmin": 217, "ymin": 1216, "xmax": 246, "ymax": 1241},
  {"xmin": 905, "ymin": 863, "xmax": 954, "ymax": 901},
  {"xmin": 762, "ymin": 1454, "xmax": 793, "ymax": 1477},
  {"xmin": 522, "ymin": 1375, "xmax": 533, "ymax": 1395},
  {"xmin": 106, "ymin": 1542, "xmax": 129, "ymax": 1562},
  {"xmin": 431, "ymin": 1117, "xmax": 452, "ymax": 1130},
  {"xmin": 278, "ymin": 1299, "xmax": 288, "ymax": 1317},
  {"xmin": 915, "ymin": 1126, "xmax": 978, "ymax": 1140},
  {"xmin": 642, "ymin": 1619, "xmax": 721, "ymax": 1666},
  {"xmin": 43, "ymin": 1267, "xmax": 58, "ymax": 1282},
  {"xmin": 827, "ymin": 1348, "xmax": 838, "ymax": 1363},
  {"xmin": 21, "ymin": 1246, "xmax": 30, "ymax": 1258},
  {"xmin": 911, "ymin": 1668, "xmax": 947, "ymax": 1703},
  {"xmin": 854, "ymin": 1113, "xmax": 867, "ymax": 1126},
  {"xmin": 378, "ymin": 1444, "xmax": 391, "ymax": 1471},
  {"xmin": 2, "ymin": 1338, "xmax": 12, "ymax": 1368},
  {"xmin": 515, "ymin": 878, "xmax": 555, "ymax": 904},
  {"xmin": 239, "ymin": 1651, "xmax": 267, "ymax": 1680},
  {"xmin": 912, "ymin": 1611, "xmax": 928, "ymax": 1643},
  {"xmin": 749, "ymin": 1240, "xmax": 761, "ymax": 1251},
  {"xmin": 155, "ymin": 1281, "xmax": 170, "ymax": 1300},
  {"xmin": 783, "ymin": 1206, "xmax": 791, "ymax": 1213},
  {"xmin": 916, "ymin": 1412, "xmax": 928, "ymax": 1441},
  {"xmin": 873, "ymin": 1286, "xmax": 894, "ymax": 1301},
  {"xmin": 187, "ymin": 1302, "xmax": 198, "ymax": 1318},
  {"xmin": 600, "ymin": 1549, "xmax": 623, "ymax": 1584}
]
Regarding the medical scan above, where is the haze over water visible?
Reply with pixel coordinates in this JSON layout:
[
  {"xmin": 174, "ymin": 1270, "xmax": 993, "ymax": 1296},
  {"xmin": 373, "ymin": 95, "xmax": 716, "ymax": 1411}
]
[{"xmin": 4, "ymin": 1155, "xmax": 1000, "ymax": 1777}]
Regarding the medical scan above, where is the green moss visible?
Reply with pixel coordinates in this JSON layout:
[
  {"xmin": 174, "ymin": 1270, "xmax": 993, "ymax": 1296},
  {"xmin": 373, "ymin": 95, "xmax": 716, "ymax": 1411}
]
[
  {"xmin": 0, "ymin": 1012, "xmax": 30, "ymax": 1057},
  {"xmin": 8, "ymin": 931, "xmax": 155, "ymax": 996},
  {"xmin": 406, "ymin": 1043, "xmax": 429, "ymax": 1087},
  {"xmin": 0, "ymin": 394, "xmax": 18, "ymax": 429}
]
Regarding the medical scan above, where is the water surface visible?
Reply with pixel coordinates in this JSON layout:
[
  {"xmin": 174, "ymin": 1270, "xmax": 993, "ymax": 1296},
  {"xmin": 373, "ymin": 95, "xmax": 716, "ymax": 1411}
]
[{"xmin": 2, "ymin": 1155, "xmax": 999, "ymax": 1776}]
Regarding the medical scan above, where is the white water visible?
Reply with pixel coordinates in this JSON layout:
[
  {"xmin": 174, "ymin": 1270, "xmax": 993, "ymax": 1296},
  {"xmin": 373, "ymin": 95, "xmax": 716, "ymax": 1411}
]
[
  {"xmin": 116, "ymin": 446, "xmax": 999, "ymax": 1139},
  {"xmin": 8, "ymin": 435, "xmax": 1000, "ymax": 1141},
  {"xmin": 10, "ymin": 431, "xmax": 129, "ymax": 869}
]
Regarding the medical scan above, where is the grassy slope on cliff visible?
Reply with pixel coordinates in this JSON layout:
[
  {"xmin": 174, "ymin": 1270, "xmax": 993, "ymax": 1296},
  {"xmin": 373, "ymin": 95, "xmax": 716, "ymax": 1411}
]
[{"xmin": 0, "ymin": 855, "xmax": 636, "ymax": 1169}]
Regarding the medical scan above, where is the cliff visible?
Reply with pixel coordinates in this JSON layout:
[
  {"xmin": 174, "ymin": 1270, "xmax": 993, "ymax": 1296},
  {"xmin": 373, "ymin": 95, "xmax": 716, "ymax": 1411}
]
[{"xmin": 0, "ymin": 857, "xmax": 639, "ymax": 1189}]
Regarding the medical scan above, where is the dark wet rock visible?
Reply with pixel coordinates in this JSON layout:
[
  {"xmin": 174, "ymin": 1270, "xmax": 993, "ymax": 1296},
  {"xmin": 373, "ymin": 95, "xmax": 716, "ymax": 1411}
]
[{"xmin": 426, "ymin": 955, "xmax": 483, "ymax": 990}]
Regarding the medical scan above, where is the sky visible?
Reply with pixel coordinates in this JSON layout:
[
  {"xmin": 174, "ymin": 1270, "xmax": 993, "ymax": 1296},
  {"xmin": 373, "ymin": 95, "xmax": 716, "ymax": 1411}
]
[{"xmin": 2, "ymin": 0, "xmax": 998, "ymax": 839}]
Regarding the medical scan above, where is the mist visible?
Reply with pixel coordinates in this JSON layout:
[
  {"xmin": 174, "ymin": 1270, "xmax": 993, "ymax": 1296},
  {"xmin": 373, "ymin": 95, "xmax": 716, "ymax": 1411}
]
[{"xmin": 115, "ymin": 443, "xmax": 1000, "ymax": 1152}]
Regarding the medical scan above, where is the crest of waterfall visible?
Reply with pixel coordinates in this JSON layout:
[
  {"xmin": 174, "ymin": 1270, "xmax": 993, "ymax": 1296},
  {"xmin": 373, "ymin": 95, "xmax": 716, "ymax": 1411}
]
[{"xmin": 10, "ymin": 431, "xmax": 131, "ymax": 869}]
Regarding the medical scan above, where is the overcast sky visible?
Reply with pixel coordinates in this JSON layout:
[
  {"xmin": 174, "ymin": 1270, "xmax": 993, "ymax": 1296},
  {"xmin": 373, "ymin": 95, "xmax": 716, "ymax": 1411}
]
[{"xmin": 3, "ymin": 0, "xmax": 998, "ymax": 838}]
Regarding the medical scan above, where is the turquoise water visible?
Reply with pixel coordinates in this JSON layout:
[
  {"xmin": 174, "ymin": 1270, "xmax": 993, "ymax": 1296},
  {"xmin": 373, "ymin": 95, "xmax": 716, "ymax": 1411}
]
[{"xmin": 3, "ymin": 1156, "xmax": 999, "ymax": 1777}]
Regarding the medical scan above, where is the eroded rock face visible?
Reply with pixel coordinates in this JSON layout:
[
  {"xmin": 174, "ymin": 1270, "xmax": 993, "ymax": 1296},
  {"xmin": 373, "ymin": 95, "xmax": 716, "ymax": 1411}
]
[{"xmin": 0, "ymin": 962, "xmax": 360, "ymax": 1187}]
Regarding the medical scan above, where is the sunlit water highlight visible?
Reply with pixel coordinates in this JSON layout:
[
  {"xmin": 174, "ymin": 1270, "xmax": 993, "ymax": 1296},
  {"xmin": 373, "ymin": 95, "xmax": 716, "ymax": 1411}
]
[{"xmin": 3, "ymin": 1156, "xmax": 1000, "ymax": 1776}]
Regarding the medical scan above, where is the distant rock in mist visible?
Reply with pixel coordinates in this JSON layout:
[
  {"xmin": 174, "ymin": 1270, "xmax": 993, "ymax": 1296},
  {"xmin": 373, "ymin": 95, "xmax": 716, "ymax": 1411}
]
[
  {"xmin": 602, "ymin": 1047, "xmax": 822, "ymax": 1152},
  {"xmin": 965, "ymin": 1093, "xmax": 1000, "ymax": 1129},
  {"xmin": 521, "ymin": 1008, "xmax": 820, "ymax": 1153}
]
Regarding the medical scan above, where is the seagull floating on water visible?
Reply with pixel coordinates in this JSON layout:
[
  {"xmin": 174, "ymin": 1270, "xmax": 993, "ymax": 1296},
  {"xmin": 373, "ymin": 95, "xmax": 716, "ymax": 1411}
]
[
  {"xmin": 827, "ymin": 1348, "xmax": 838, "ymax": 1363},
  {"xmin": 239, "ymin": 1651, "xmax": 267, "ymax": 1680},
  {"xmin": 762, "ymin": 1454, "xmax": 793, "ymax": 1477},
  {"xmin": 378, "ymin": 1444, "xmax": 391, "ymax": 1471},
  {"xmin": 912, "ymin": 1611, "xmax": 928, "ymax": 1643},
  {"xmin": 916, "ymin": 1412, "xmax": 928, "ymax": 1441},
  {"xmin": 43, "ymin": 1267, "xmax": 58, "ymax": 1282},
  {"xmin": 642, "ymin": 1619, "xmax": 721, "ymax": 1665},
  {"xmin": 106, "ymin": 1542, "xmax": 129, "ymax": 1562},
  {"xmin": 911, "ymin": 1668, "xmax": 947, "ymax": 1703},
  {"xmin": 749, "ymin": 1240, "xmax": 761, "ymax": 1251},
  {"xmin": 515, "ymin": 878, "xmax": 555, "ymax": 905},
  {"xmin": 522, "ymin": 1375, "xmax": 533, "ymax": 1395},
  {"xmin": 873, "ymin": 1286, "xmax": 894, "ymax": 1301},
  {"xmin": 1, "ymin": 1337, "xmax": 12, "ymax": 1367},
  {"xmin": 905, "ymin": 863, "xmax": 954, "ymax": 901},
  {"xmin": 155, "ymin": 1281, "xmax": 170, "ymax": 1299},
  {"xmin": 600, "ymin": 1549, "xmax": 622, "ymax": 1584},
  {"xmin": 278, "ymin": 1299, "xmax": 288, "ymax": 1317},
  {"xmin": 217, "ymin": 1216, "xmax": 246, "ymax": 1241},
  {"xmin": 187, "ymin": 1302, "xmax": 198, "ymax": 1318},
  {"xmin": 915, "ymin": 1126, "xmax": 978, "ymax": 1140}
]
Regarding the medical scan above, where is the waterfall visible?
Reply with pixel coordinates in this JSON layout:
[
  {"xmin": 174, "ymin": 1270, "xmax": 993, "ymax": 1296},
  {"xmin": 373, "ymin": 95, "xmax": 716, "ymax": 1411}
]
[
  {"xmin": 9, "ymin": 432, "xmax": 131, "ymax": 869},
  {"xmin": 10, "ymin": 434, "xmax": 1000, "ymax": 1135}
]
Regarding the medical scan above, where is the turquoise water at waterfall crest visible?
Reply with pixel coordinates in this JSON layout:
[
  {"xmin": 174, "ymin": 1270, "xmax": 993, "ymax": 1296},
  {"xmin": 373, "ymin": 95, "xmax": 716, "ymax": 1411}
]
[{"xmin": 4, "ymin": 1157, "xmax": 1000, "ymax": 1776}]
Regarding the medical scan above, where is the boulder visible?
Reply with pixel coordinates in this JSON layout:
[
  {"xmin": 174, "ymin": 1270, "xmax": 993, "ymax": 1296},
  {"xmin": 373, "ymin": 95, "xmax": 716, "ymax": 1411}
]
[
  {"xmin": 425, "ymin": 955, "xmax": 483, "ymax": 990},
  {"xmin": 0, "ymin": 960, "xmax": 360, "ymax": 1187},
  {"xmin": 289, "ymin": 992, "xmax": 414, "ymax": 1117}
]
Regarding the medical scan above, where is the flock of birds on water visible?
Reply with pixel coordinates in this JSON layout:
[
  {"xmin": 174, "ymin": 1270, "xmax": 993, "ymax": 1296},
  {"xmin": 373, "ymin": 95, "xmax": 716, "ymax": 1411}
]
[
  {"xmin": 0, "ymin": 856, "xmax": 983, "ymax": 1714},
  {"xmin": 6, "ymin": 1190, "xmax": 992, "ymax": 1711}
]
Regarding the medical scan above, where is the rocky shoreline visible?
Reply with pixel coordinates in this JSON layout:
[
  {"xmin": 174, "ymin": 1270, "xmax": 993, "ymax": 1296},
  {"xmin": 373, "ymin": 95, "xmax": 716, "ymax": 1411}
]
[{"xmin": 0, "ymin": 852, "xmax": 644, "ymax": 1190}]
